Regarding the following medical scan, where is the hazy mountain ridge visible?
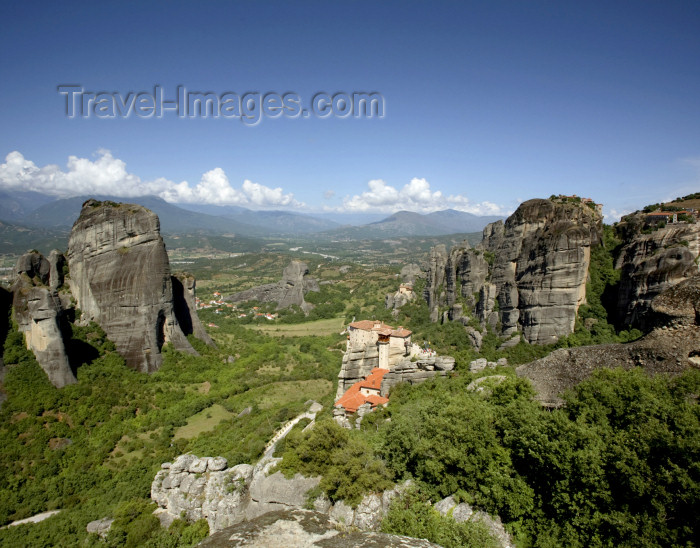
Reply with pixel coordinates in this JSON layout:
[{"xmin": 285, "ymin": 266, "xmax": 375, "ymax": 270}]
[{"xmin": 0, "ymin": 189, "xmax": 503, "ymax": 240}]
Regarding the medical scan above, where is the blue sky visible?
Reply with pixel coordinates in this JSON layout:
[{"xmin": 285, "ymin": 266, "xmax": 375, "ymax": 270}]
[{"xmin": 1, "ymin": 1, "xmax": 699, "ymax": 221}]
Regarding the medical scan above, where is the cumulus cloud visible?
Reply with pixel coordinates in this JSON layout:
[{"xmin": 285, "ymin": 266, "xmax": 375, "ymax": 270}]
[
  {"xmin": 0, "ymin": 150, "xmax": 302, "ymax": 208},
  {"xmin": 341, "ymin": 177, "xmax": 505, "ymax": 215}
]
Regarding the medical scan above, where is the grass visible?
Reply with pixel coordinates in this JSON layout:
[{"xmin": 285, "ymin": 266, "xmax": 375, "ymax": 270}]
[
  {"xmin": 173, "ymin": 403, "xmax": 235, "ymax": 441},
  {"xmin": 254, "ymin": 379, "xmax": 333, "ymax": 410},
  {"xmin": 245, "ymin": 317, "xmax": 346, "ymax": 336}
]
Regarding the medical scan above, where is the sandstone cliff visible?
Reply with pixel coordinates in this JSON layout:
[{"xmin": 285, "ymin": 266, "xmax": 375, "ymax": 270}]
[
  {"xmin": 66, "ymin": 200, "xmax": 197, "ymax": 373},
  {"xmin": 226, "ymin": 260, "xmax": 319, "ymax": 313},
  {"xmin": 11, "ymin": 251, "xmax": 76, "ymax": 388},
  {"xmin": 517, "ymin": 276, "xmax": 700, "ymax": 406},
  {"xmin": 614, "ymin": 215, "xmax": 700, "ymax": 329},
  {"xmin": 425, "ymin": 198, "xmax": 603, "ymax": 344}
]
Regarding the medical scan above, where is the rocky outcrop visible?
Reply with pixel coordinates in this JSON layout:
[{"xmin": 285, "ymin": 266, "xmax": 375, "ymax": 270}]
[
  {"xmin": 434, "ymin": 496, "xmax": 514, "ymax": 548},
  {"xmin": 226, "ymin": 260, "xmax": 319, "ymax": 313},
  {"xmin": 517, "ymin": 325, "xmax": 700, "ymax": 407},
  {"xmin": 385, "ymin": 288, "xmax": 415, "ymax": 315},
  {"xmin": 152, "ymin": 453, "xmax": 413, "ymax": 537},
  {"xmin": 518, "ymin": 276, "xmax": 700, "ymax": 406},
  {"xmin": 400, "ymin": 264, "xmax": 423, "ymax": 285},
  {"xmin": 423, "ymin": 245, "xmax": 447, "ymax": 323},
  {"xmin": 379, "ymin": 357, "xmax": 455, "ymax": 397},
  {"xmin": 11, "ymin": 251, "xmax": 76, "ymax": 388},
  {"xmin": 336, "ymin": 344, "xmax": 380, "ymax": 399},
  {"xmin": 614, "ymin": 218, "xmax": 700, "ymax": 329},
  {"xmin": 425, "ymin": 198, "xmax": 603, "ymax": 344},
  {"xmin": 172, "ymin": 273, "xmax": 215, "ymax": 347},
  {"xmin": 67, "ymin": 200, "xmax": 196, "ymax": 373},
  {"xmin": 198, "ymin": 509, "xmax": 441, "ymax": 548}
]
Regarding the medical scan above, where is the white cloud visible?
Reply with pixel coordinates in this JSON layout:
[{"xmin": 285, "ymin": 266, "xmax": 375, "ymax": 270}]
[
  {"xmin": 0, "ymin": 150, "xmax": 302, "ymax": 209},
  {"xmin": 341, "ymin": 177, "xmax": 505, "ymax": 215}
]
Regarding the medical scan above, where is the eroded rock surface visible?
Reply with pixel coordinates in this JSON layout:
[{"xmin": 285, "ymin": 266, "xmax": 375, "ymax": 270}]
[
  {"xmin": 615, "ymin": 218, "xmax": 700, "ymax": 329},
  {"xmin": 152, "ymin": 453, "xmax": 411, "ymax": 536},
  {"xmin": 379, "ymin": 357, "xmax": 455, "ymax": 397},
  {"xmin": 226, "ymin": 260, "xmax": 319, "ymax": 313},
  {"xmin": 67, "ymin": 200, "xmax": 195, "ymax": 373},
  {"xmin": 198, "ymin": 509, "xmax": 440, "ymax": 548},
  {"xmin": 11, "ymin": 251, "xmax": 75, "ymax": 387},
  {"xmin": 172, "ymin": 273, "xmax": 215, "ymax": 347},
  {"xmin": 424, "ymin": 198, "xmax": 603, "ymax": 344}
]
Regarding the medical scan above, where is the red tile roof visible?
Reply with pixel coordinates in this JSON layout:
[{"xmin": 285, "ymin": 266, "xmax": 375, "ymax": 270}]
[
  {"xmin": 335, "ymin": 368, "xmax": 390, "ymax": 413},
  {"xmin": 348, "ymin": 320, "xmax": 412, "ymax": 338}
]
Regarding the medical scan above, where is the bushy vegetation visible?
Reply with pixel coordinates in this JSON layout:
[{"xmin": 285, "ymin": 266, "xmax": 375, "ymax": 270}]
[
  {"xmin": 0, "ymin": 309, "xmax": 341, "ymax": 545},
  {"xmin": 381, "ymin": 488, "xmax": 500, "ymax": 548},
  {"xmin": 274, "ymin": 368, "xmax": 700, "ymax": 546}
]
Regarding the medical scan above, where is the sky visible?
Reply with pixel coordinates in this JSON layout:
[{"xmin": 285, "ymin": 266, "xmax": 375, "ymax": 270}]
[{"xmin": 1, "ymin": 1, "xmax": 699, "ymax": 222}]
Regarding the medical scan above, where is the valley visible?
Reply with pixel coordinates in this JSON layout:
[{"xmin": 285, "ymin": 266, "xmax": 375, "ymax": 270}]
[{"xmin": 0, "ymin": 194, "xmax": 698, "ymax": 547}]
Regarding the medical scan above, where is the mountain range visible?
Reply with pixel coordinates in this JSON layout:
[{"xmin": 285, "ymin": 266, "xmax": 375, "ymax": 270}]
[{"xmin": 0, "ymin": 190, "xmax": 504, "ymax": 249}]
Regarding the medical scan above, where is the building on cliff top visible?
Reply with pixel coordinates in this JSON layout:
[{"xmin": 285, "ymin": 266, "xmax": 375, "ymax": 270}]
[
  {"xmin": 347, "ymin": 319, "xmax": 412, "ymax": 370},
  {"xmin": 334, "ymin": 368, "xmax": 389, "ymax": 413}
]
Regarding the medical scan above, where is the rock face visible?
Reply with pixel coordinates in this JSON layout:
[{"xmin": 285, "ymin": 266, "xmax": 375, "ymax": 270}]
[
  {"xmin": 614, "ymin": 217, "xmax": 700, "ymax": 330},
  {"xmin": 517, "ymin": 277, "xmax": 700, "ymax": 406},
  {"xmin": 67, "ymin": 200, "xmax": 196, "ymax": 373},
  {"xmin": 226, "ymin": 260, "xmax": 319, "ymax": 313},
  {"xmin": 152, "ymin": 453, "xmax": 411, "ymax": 536},
  {"xmin": 11, "ymin": 251, "xmax": 76, "ymax": 388},
  {"xmin": 198, "ymin": 509, "xmax": 441, "ymax": 548},
  {"xmin": 379, "ymin": 357, "xmax": 455, "ymax": 397},
  {"xmin": 434, "ymin": 496, "xmax": 514, "ymax": 548},
  {"xmin": 424, "ymin": 199, "xmax": 603, "ymax": 344},
  {"xmin": 336, "ymin": 344, "xmax": 380, "ymax": 399},
  {"xmin": 172, "ymin": 273, "xmax": 215, "ymax": 347},
  {"xmin": 400, "ymin": 263, "xmax": 423, "ymax": 285}
]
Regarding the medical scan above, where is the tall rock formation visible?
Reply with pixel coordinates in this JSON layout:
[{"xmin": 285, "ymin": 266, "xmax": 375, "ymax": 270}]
[
  {"xmin": 226, "ymin": 260, "xmax": 319, "ymax": 313},
  {"xmin": 171, "ymin": 273, "xmax": 215, "ymax": 347},
  {"xmin": 424, "ymin": 198, "xmax": 603, "ymax": 344},
  {"xmin": 67, "ymin": 200, "xmax": 196, "ymax": 373},
  {"xmin": 614, "ymin": 214, "xmax": 700, "ymax": 329},
  {"xmin": 11, "ymin": 251, "xmax": 76, "ymax": 387}
]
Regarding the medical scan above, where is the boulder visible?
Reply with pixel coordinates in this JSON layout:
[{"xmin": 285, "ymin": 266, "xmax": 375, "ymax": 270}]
[
  {"xmin": 86, "ymin": 517, "xmax": 114, "ymax": 539},
  {"xmin": 434, "ymin": 496, "xmax": 514, "ymax": 548}
]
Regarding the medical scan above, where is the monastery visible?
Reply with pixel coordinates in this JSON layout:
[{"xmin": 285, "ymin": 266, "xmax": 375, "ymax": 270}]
[{"xmin": 334, "ymin": 320, "xmax": 413, "ymax": 416}]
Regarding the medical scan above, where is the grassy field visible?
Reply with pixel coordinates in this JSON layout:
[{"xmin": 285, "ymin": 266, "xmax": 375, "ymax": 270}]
[
  {"xmin": 244, "ymin": 316, "xmax": 346, "ymax": 336},
  {"xmin": 173, "ymin": 403, "xmax": 235, "ymax": 441}
]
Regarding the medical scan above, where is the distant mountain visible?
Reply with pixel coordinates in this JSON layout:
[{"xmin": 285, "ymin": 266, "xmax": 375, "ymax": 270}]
[
  {"xmin": 177, "ymin": 204, "xmax": 341, "ymax": 234},
  {"xmin": 23, "ymin": 195, "xmax": 268, "ymax": 236},
  {"xmin": 0, "ymin": 190, "xmax": 56, "ymax": 223},
  {"xmin": 321, "ymin": 209, "xmax": 504, "ymax": 239}
]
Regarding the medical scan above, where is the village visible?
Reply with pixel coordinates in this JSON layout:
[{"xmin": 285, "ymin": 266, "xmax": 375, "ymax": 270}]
[{"xmin": 195, "ymin": 291, "xmax": 279, "ymax": 329}]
